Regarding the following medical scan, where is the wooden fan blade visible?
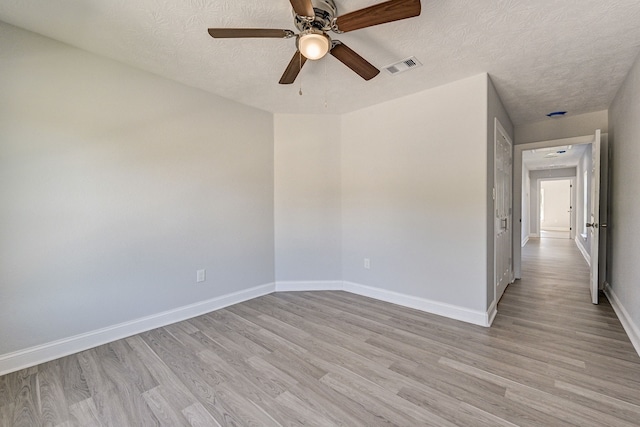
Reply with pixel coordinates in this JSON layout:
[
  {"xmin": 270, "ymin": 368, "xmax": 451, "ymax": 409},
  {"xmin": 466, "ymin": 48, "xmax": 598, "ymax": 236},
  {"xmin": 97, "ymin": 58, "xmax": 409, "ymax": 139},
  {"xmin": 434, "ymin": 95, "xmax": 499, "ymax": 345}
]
[
  {"xmin": 330, "ymin": 42, "xmax": 380, "ymax": 81},
  {"xmin": 289, "ymin": 0, "xmax": 315, "ymax": 18},
  {"xmin": 334, "ymin": 0, "xmax": 421, "ymax": 33},
  {"xmin": 279, "ymin": 51, "xmax": 308, "ymax": 84},
  {"xmin": 208, "ymin": 28, "xmax": 295, "ymax": 38}
]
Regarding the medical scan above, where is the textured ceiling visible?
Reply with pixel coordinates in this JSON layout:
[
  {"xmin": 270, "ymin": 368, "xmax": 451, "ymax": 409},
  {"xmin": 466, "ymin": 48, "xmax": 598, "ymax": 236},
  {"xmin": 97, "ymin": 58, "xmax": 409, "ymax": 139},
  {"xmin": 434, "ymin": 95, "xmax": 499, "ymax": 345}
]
[
  {"xmin": 1, "ymin": 0, "xmax": 640, "ymax": 124},
  {"xmin": 523, "ymin": 143, "xmax": 589, "ymax": 170}
]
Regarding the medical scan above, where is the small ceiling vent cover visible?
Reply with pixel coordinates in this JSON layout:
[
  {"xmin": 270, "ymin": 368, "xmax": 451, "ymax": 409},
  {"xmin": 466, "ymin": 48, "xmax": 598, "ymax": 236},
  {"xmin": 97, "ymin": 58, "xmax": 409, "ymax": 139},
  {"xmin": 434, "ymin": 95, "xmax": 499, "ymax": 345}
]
[{"xmin": 384, "ymin": 56, "xmax": 422, "ymax": 75}]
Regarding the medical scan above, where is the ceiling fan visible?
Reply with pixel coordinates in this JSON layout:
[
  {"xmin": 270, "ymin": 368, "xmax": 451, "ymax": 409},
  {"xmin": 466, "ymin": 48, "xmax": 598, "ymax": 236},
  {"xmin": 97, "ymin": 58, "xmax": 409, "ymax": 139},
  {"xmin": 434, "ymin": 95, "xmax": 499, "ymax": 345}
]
[{"xmin": 208, "ymin": 0, "xmax": 421, "ymax": 84}]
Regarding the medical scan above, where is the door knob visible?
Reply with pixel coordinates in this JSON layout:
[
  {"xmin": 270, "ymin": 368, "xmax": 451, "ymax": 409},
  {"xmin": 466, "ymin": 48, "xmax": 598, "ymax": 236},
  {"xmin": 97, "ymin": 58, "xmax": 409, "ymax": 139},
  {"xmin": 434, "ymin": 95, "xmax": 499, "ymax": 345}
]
[{"xmin": 586, "ymin": 222, "xmax": 598, "ymax": 228}]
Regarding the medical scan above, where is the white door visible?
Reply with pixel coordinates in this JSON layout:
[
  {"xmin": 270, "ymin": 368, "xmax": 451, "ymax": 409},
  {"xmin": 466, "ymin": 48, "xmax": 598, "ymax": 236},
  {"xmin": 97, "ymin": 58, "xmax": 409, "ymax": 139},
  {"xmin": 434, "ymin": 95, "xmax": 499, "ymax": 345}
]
[
  {"xmin": 588, "ymin": 130, "xmax": 601, "ymax": 304},
  {"xmin": 495, "ymin": 119, "xmax": 513, "ymax": 301}
]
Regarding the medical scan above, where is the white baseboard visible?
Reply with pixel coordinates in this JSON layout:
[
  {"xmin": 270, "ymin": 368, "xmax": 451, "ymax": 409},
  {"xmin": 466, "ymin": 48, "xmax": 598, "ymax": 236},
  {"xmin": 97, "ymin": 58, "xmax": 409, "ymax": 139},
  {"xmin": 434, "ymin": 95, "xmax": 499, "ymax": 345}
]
[
  {"xmin": 343, "ymin": 281, "xmax": 492, "ymax": 327},
  {"xmin": 276, "ymin": 280, "xmax": 494, "ymax": 326},
  {"xmin": 0, "ymin": 282, "xmax": 275, "ymax": 376},
  {"xmin": 275, "ymin": 280, "xmax": 344, "ymax": 292},
  {"xmin": 487, "ymin": 299, "xmax": 498, "ymax": 326},
  {"xmin": 574, "ymin": 236, "xmax": 591, "ymax": 266},
  {"xmin": 0, "ymin": 280, "xmax": 498, "ymax": 375},
  {"xmin": 530, "ymin": 233, "xmax": 540, "ymax": 238},
  {"xmin": 541, "ymin": 226, "xmax": 571, "ymax": 232},
  {"xmin": 604, "ymin": 283, "xmax": 640, "ymax": 358},
  {"xmin": 521, "ymin": 235, "xmax": 530, "ymax": 247}
]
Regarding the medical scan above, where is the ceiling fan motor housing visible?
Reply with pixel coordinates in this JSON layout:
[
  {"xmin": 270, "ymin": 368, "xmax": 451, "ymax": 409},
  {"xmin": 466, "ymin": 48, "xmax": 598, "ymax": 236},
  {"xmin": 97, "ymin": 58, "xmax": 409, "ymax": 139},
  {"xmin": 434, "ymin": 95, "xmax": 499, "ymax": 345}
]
[{"xmin": 294, "ymin": 0, "xmax": 338, "ymax": 32}]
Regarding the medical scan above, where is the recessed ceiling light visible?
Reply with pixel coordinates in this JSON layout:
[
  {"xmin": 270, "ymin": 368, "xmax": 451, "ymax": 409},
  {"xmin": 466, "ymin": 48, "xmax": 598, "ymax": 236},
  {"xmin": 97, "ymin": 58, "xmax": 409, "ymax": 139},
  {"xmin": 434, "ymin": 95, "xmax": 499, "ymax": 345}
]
[{"xmin": 546, "ymin": 111, "xmax": 567, "ymax": 118}]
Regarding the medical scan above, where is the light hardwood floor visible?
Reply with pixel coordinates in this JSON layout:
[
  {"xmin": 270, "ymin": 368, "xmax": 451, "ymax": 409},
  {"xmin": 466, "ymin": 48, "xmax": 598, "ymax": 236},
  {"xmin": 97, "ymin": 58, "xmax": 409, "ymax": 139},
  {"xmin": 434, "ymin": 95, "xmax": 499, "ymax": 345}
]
[{"xmin": 2, "ymin": 237, "xmax": 640, "ymax": 426}]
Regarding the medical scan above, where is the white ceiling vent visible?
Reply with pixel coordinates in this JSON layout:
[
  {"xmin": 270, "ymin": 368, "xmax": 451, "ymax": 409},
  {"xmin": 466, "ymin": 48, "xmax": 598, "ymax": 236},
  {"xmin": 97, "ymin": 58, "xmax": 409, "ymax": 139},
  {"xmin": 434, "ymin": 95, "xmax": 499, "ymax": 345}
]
[{"xmin": 384, "ymin": 56, "xmax": 422, "ymax": 76}]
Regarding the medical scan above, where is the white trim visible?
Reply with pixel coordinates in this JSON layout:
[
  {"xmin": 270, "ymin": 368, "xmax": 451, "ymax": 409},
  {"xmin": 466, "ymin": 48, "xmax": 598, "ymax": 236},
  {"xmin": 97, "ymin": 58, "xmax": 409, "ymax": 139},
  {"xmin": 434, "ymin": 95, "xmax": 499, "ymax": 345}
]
[
  {"xmin": 574, "ymin": 235, "xmax": 591, "ymax": 266},
  {"xmin": 530, "ymin": 233, "xmax": 540, "ymax": 238},
  {"xmin": 541, "ymin": 226, "xmax": 571, "ymax": 232},
  {"xmin": 275, "ymin": 280, "xmax": 344, "ymax": 292},
  {"xmin": 487, "ymin": 299, "xmax": 498, "ymax": 326},
  {"xmin": 343, "ymin": 281, "xmax": 492, "ymax": 327},
  {"xmin": 0, "ymin": 280, "xmax": 500, "ymax": 375},
  {"xmin": 0, "ymin": 283, "xmax": 275, "ymax": 376},
  {"xmin": 604, "ymin": 283, "xmax": 640, "ymax": 357},
  {"xmin": 521, "ymin": 235, "xmax": 530, "ymax": 247},
  {"xmin": 278, "ymin": 281, "xmax": 495, "ymax": 327}
]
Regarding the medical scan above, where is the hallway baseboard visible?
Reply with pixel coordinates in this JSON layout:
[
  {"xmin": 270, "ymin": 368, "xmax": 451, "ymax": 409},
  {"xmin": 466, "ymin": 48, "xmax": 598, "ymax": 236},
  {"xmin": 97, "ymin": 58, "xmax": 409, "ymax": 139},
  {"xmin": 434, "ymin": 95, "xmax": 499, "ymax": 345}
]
[
  {"xmin": 604, "ymin": 282, "xmax": 640, "ymax": 357},
  {"xmin": 574, "ymin": 236, "xmax": 591, "ymax": 266}
]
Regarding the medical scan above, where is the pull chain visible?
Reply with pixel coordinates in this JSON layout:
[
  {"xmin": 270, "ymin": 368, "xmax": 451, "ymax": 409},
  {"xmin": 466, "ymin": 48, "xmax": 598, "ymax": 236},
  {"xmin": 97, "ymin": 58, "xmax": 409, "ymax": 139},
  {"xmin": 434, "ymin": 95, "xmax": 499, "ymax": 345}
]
[
  {"xmin": 324, "ymin": 59, "xmax": 328, "ymax": 108},
  {"xmin": 299, "ymin": 52, "xmax": 303, "ymax": 96}
]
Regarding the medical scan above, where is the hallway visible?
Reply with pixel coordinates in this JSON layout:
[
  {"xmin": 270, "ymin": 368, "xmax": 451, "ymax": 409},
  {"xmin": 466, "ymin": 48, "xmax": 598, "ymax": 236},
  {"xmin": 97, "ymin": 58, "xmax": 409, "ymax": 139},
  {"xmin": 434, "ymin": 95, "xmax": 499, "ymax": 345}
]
[
  {"xmin": 494, "ymin": 237, "xmax": 640, "ymax": 424},
  {"xmin": 504, "ymin": 237, "xmax": 600, "ymax": 320}
]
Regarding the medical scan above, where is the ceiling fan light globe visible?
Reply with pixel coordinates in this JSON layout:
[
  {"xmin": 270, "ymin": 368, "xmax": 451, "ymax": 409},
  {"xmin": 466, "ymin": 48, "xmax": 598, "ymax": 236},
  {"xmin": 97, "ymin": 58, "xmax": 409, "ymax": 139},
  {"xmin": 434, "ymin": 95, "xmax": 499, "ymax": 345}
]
[{"xmin": 298, "ymin": 32, "xmax": 330, "ymax": 60}]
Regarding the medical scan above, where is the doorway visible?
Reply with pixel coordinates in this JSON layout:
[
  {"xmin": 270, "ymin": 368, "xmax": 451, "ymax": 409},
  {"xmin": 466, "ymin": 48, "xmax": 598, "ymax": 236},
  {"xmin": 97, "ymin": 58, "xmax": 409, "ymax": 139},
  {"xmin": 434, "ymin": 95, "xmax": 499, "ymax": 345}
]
[
  {"xmin": 539, "ymin": 179, "xmax": 572, "ymax": 239},
  {"xmin": 514, "ymin": 134, "xmax": 598, "ymax": 278},
  {"xmin": 513, "ymin": 131, "xmax": 608, "ymax": 304}
]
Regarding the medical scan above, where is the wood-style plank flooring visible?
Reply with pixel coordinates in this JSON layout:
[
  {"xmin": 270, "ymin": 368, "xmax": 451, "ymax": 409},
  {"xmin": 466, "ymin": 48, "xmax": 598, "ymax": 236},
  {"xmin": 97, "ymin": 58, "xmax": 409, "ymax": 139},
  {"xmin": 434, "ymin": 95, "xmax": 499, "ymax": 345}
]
[{"xmin": 2, "ymin": 237, "xmax": 640, "ymax": 426}]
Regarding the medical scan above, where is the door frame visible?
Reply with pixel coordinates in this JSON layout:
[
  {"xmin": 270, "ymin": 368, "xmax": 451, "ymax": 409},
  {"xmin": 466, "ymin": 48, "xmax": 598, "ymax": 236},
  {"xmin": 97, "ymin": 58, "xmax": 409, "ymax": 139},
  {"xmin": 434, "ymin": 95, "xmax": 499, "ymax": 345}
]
[
  {"xmin": 589, "ymin": 130, "xmax": 602, "ymax": 304},
  {"xmin": 494, "ymin": 118, "xmax": 513, "ymax": 304},
  {"xmin": 513, "ymin": 135, "xmax": 594, "ymax": 279},
  {"xmin": 537, "ymin": 177, "xmax": 576, "ymax": 239}
]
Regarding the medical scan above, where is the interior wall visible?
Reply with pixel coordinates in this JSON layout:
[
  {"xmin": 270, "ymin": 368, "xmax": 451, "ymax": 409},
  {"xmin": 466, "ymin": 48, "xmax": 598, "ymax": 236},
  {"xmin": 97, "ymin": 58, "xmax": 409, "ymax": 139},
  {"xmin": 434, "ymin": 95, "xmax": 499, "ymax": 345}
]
[
  {"xmin": 0, "ymin": 23, "xmax": 275, "ymax": 355},
  {"xmin": 341, "ymin": 74, "xmax": 489, "ymax": 313},
  {"xmin": 274, "ymin": 114, "xmax": 342, "ymax": 282},
  {"xmin": 515, "ymin": 111, "xmax": 608, "ymax": 144},
  {"xmin": 608, "ymin": 50, "xmax": 640, "ymax": 344}
]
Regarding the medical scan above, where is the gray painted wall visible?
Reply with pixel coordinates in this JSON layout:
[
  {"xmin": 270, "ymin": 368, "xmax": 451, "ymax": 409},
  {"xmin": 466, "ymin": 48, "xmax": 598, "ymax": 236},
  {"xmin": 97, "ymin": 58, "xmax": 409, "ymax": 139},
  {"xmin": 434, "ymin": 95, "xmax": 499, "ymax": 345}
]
[
  {"xmin": 0, "ymin": 23, "xmax": 275, "ymax": 354},
  {"xmin": 341, "ymin": 74, "xmax": 489, "ymax": 313},
  {"xmin": 609, "ymin": 51, "xmax": 640, "ymax": 340},
  {"xmin": 274, "ymin": 114, "xmax": 342, "ymax": 282}
]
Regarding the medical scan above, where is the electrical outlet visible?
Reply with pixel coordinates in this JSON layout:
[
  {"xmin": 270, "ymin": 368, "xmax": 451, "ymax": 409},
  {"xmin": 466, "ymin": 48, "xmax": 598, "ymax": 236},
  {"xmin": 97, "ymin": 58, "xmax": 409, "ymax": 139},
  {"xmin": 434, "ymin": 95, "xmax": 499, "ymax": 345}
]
[
  {"xmin": 196, "ymin": 269, "xmax": 206, "ymax": 283},
  {"xmin": 364, "ymin": 258, "xmax": 370, "ymax": 269}
]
